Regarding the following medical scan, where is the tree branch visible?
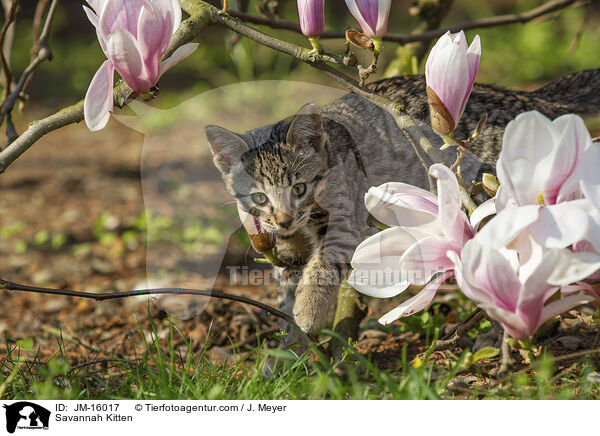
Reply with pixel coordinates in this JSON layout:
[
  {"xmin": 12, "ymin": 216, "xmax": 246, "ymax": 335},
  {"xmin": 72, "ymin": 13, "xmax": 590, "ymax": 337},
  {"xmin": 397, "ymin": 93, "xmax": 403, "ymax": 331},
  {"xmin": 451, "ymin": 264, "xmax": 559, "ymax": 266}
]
[
  {"xmin": 229, "ymin": 0, "xmax": 582, "ymax": 44},
  {"xmin": 0, "ymin": 10, "xmax": 211, "ymax": 173},
  {"xmin": 0, "ymin": 0, "xmax": 19, "ymax": 101}
]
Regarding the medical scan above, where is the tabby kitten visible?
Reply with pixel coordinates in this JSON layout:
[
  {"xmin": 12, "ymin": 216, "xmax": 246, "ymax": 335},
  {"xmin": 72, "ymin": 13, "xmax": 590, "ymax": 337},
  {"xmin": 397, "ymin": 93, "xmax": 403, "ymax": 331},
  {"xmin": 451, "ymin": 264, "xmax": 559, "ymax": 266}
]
[{"xmin": 206, "ymin": 70, "xmax": 600, "ymax": 338}]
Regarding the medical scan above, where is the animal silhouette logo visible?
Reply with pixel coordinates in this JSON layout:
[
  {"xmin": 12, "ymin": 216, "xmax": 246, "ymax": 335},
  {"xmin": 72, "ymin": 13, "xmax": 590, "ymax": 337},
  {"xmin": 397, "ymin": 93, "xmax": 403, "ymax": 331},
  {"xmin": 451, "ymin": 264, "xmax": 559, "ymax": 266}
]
[{"xmin": 2, "ymin": 402, "xmax": 50, "ymax": 433}]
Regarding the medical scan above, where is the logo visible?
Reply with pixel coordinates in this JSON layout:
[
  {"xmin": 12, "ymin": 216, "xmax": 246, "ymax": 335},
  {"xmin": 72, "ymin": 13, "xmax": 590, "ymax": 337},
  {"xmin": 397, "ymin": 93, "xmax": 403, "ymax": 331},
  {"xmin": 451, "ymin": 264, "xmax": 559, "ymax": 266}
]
[{"xmin": 3, "ymin": 402, "xmax": 50, "ymax": 434}]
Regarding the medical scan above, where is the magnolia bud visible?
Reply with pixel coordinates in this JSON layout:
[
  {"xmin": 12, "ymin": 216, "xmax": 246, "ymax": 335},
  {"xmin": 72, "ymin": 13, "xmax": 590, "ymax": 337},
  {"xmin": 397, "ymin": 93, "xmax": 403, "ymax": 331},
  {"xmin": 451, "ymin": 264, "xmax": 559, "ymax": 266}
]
[
  {"xmin": 482, "ymin": 173, "xmax": 500, "ymax": 197},
  {"xmin": 425, "ymin": 31, "xmax": 481, "ymax": 136}
]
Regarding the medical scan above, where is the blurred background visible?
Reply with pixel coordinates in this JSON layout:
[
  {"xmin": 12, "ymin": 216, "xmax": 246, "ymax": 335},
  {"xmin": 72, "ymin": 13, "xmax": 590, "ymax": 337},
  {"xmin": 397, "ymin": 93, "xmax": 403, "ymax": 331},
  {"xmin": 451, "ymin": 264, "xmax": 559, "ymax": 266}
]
[{"xmin": 1, "ymin": 0, "xmax": 600, "ymax": 376}]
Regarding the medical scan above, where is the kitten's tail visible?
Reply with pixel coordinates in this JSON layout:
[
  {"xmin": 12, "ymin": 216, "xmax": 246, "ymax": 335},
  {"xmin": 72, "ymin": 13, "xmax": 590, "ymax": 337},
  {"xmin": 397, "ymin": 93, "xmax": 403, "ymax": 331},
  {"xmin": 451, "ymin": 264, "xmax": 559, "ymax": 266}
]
[{"xmin": 530, "ymin": 68, "xmax": 600, "ymax": 115}]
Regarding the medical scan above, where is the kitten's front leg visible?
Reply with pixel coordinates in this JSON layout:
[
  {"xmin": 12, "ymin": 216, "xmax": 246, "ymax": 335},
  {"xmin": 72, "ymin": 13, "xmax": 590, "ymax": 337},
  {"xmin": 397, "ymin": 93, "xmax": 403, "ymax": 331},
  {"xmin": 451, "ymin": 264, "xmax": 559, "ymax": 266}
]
[
  {"xmin": 292, "ymin": 248, "xmax": 343, "ymax": 333},
  {"xmin": 293, "ymin": 215, "xmax": 364, "ymax": 333}
]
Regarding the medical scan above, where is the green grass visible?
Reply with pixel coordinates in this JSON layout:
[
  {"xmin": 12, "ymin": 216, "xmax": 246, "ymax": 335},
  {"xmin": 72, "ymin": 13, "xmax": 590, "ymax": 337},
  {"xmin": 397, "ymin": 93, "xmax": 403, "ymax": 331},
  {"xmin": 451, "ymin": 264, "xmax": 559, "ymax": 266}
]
[{"xmin": 3, "ymin": 311, "xmax": 600, "ymax": 400}]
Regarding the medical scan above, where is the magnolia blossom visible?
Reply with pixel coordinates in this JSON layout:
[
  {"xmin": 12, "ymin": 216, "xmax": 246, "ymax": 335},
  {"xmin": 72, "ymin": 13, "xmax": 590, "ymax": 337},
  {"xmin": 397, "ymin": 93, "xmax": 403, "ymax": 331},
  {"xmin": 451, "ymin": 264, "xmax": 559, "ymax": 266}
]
[
  {"xmin": 449, "ymin": 220, "xmax": 595, "ymax": 339},
  {"xmin": 345, "ymin": 0, "xmax": 391, "ymax": 39},
  {"xmin": 83, "ymin": 0, "xmax": 198, "ymax": 131},
  {"xmin": 348, "ymin": 164, "xmax": 476, "ymax": 324},
  {"xmin": 297, "ymin": 0, "xmax": 325, "ymax": 37},
  {"xmin": 425, "ymin": 31, "xmax": 481, "ymax": 135},
  {"xmin": 486, "ymin": 111, "xmax": 600, "ymax": 252}
]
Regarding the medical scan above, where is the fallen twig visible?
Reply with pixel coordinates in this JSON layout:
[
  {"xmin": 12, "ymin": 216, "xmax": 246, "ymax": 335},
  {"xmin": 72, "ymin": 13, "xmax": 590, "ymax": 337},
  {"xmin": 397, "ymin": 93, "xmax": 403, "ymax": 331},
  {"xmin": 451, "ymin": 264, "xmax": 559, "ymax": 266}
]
[{"xmin": 0, "ymin": 278, "xmax": 295, "ymax": 326}]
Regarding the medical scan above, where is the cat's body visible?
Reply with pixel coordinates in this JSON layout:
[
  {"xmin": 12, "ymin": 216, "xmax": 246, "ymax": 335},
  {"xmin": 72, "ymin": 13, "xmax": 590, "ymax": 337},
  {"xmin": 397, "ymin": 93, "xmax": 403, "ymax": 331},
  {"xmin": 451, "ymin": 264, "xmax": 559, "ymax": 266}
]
[{"xmin": 206, "ymin": 70, "xmax": 600, "ymax": 343}]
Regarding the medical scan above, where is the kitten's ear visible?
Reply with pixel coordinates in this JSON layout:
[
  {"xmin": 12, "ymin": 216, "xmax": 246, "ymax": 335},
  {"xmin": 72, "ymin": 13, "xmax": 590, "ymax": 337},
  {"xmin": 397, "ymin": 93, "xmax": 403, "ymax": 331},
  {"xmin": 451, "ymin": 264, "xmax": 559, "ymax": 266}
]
[
  {"xmin": 205, "ymin": 125, "xmax": 249, "ymax": 173},
  {"xmin": 286, "ymin": 103, "xmax": 325, "ymax": 152}
]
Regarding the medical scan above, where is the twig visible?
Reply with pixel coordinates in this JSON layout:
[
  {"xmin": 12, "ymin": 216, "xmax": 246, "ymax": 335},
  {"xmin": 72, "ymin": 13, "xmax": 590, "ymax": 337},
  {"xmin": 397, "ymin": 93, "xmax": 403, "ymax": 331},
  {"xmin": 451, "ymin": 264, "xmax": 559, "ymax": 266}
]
[
  {"xmin": 434, "ymin": 309, "xmax": 484, "ymax": 351},
  {"xmin": 0, "ymin": 0, "xmax": 19, "ymax": 101},
  {"xmin": 0, "ymin": 278, "xmax": 295, "ymax": 326},
  {"xmin": 31, "ymin": 0, "xmax": 50, "ymax": 49},
  {"xmin": 0, "ymin": 0, "xmax": 57, "ymax": 143},
  {"xmin": 229, "ymin": 0, "xmax": 582, "ymax": 44}
]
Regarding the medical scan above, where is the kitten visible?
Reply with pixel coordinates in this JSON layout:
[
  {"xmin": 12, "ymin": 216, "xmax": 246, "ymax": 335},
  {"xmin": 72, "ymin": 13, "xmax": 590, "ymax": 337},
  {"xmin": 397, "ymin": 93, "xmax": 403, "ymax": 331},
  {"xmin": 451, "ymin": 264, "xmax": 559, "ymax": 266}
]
[{"xmin": 206, "ymin": 70, "xmax": 600, "ymax": 341}]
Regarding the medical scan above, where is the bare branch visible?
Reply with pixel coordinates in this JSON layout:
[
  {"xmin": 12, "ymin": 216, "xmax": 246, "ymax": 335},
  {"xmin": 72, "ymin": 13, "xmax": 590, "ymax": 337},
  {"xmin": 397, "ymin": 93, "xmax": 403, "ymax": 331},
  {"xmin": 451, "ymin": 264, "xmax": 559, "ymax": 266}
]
[
  {"xmin": 31, "ymin": 0, "xmax": 50, "ymax": 53},
  {"xmin": 0, "ymin": 0, "xmax": 57, "ymax": 144},
  {"xmin": 229, "ymin": 0, "xmax": 582, "ymax": 45},
  {"xmin": 0, "ymin": 0, "xmax": 19, "ymax": 101}
]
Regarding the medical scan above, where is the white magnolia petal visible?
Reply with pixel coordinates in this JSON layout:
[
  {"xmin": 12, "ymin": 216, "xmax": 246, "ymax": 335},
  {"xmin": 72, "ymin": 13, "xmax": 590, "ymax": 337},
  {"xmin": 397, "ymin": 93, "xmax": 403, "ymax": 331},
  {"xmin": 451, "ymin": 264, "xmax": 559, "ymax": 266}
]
[
  {"xmin": 579, "ymin": 144, "xmax": 600, "ymax": 211},
  {"xmin": 429, "ymin": 164, "xmax": 465, "ymax": 243},
  {"xmin": 538, "ymin": 294, "xmax": 594, "ymax": 327},
  {"xmin": 365, "ymin": 183, "xmax": 439, "ymax": 228},
  {"xmin": 552, "ymin": 114, "xmax": 592, "ymax": 203},
  {"xmin": 83, "ymin": 5, "xmax": 99, "ymax": 28},
  {"xmin": 84, "ymin": 60, "xmax": 115, "ymax": 131},
  {"xmin": 475, "ymin": 204, "xmax": 540, "ymax": 249},
  {"xmin": 158, "ymin": 43, "xmax": 199, "ymax": 78},
  {"xmin": 378, "ymin": 271, "xmax": 453, "ymax": 325},
  {"xmin": 350, "ymin": 226, "xmax": 430, "ymax": 267},
  {"xmin": 497, "ymin": 111, "xmax": 558, "ymax": 206},
  {"xmin": 470, "ymin": 197, "xmax": 495, "ymax": 229},
  {"xmin": 547, "ymin": 251, "xmax": 600, "ymax": 286},
  {"xmin": 347, "ymin": 269, "xmax": 410, "ymax": 299},
  {"xmin": 529, "ymin": 201, "xmax": 589, "ymax": 249},
  {"xmin": 398, "ymin": 235, "xmax": 456, "ymax": 285},
  {"xmin": 480, "ymin": 305, "xmax": 531, "ymax": 339}
]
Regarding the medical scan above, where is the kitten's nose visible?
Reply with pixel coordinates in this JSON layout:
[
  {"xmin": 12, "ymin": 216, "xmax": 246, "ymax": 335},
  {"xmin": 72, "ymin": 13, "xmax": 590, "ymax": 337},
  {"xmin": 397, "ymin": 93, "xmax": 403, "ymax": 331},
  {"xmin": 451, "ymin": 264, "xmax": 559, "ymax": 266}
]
[{"xmin": 274, "ymin": 211, "xmax": 294, "ymax": 229}]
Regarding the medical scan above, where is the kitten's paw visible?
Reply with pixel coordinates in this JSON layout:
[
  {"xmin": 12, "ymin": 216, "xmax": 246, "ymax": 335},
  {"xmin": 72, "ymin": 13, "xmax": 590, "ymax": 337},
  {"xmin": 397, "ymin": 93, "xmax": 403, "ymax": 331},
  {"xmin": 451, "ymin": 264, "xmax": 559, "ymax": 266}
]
[{"xmin": 293, "ymin": 286, "xmax": 329, "ymax": 333}]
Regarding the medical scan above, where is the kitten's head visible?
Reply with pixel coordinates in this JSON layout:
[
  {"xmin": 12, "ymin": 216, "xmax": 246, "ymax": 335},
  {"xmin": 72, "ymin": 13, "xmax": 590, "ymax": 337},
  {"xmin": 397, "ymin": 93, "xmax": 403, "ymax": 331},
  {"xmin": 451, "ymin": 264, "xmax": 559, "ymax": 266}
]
[{"xmin": 206, "ymin": 103, "xmax": 328, "ymax": 237}]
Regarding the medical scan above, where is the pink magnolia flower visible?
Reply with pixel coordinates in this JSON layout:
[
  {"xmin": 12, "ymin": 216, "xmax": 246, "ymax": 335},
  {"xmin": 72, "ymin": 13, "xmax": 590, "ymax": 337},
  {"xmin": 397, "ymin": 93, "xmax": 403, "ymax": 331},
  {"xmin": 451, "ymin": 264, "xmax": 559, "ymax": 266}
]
[
  {"xmin": 449, "ymin": 232, "xmax": 593, "ymax": 340},
  {"xmin": 491, "ymin": 111, "xmax": 599, "ymax": 249},
  {"xmin": 297, "ymin": 0, "xmax": 325, "ymax": 37},
  {"xmin": 425, "ymin": 31, "xmax": 481, "ymax": 135},
  {"xmin": 348, "ymin": 164, "xmax": 477, "ymax": 324},
  {"xmin": 344, "ymin": 0, "xmax": 391, "ymax": 39},
  {"xmin": 83, "ymin": 0, "xmax": 198, "ymax": 131}
]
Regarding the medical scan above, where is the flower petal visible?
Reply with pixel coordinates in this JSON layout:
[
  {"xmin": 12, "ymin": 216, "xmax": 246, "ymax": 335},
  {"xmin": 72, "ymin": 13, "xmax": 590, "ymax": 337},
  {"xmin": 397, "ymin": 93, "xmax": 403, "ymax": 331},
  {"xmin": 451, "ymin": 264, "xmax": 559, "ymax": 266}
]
[
  {"xmin": 351, "ymin": 226, "xmax": 431, "ymax": 268},
  {"xmin": 83, "ymin": 5, "xmax": 99, "ymax": 28},
  {"xmin": 538, "ymin": 294, "xmax": 593, "ymax": 327},
  {"xmin": 429, "ymin": 163, "xmax": 472, "ymax": 244},
  {"xmin": 497, "ymin": 111, "xmax": 559, "ymax": 206},
  {"xmin": 158, "ymin": 43, "xmax": 198, "ymax": 78},
  {"xmin": 347, "ymin": 268, "xmax": 410, "ymax": 298},
  {"xmin": 480, "ymin": 305, "xmax": 530, "ymax": 339},
  {"xmin": 84, "ymin": 60, "xmax": 115, "ymax": 131},
  {"xmin": 345, "ymin": 0, "xmax": 376, "ymax": 38},
  {"xmin": 378, "ymin": 270, "xmax": 453, "ymax": 325},
  {"xmin": 469, "ymin": 197, "xmax": 495, "ymax": 229},
  {"xmin": 106, "ymin": 28, "xmax": 151, "ymax": 93},
  {"xmin": 547, "ymin": 250, "xmax": 600, "ymax": 286},
  {"xmin": 399, "ymin": 235, "xmax": 456, "ymax": 285},
  {"xmin": 551, "ymin": 114, "xmax": 591, "ymax": 203},
  {"xmin": 528, "ymin": 201, "xmax": 589, "ymax": 249},
  {"xmin": 475, "ymin": 204, "xmax": 540, "ymax": 249}
]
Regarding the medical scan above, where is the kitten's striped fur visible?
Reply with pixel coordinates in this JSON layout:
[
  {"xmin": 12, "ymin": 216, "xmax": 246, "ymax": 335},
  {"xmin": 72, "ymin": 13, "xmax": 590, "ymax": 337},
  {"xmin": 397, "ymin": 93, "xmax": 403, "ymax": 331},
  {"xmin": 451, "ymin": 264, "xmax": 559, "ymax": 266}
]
[{"xmin": 206, "ymin": 70, "xmax": 600, "ymax": 340}]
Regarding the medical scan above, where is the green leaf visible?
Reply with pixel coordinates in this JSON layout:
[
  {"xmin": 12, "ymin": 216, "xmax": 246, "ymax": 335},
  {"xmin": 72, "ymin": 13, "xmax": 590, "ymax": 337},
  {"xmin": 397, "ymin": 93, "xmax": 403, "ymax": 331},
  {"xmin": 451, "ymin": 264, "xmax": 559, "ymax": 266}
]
[{"xmin": 472, "ymin": 347, "xmax": 500, "ymax": 363}]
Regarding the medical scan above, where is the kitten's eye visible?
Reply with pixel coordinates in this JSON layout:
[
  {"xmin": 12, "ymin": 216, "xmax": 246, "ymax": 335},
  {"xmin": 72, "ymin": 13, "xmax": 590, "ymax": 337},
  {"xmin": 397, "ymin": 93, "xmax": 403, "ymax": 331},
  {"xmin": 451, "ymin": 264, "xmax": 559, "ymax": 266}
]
[
  {"xmin": 292, "ymin": 183, "xmax": 306, "ymax": 197},
  {"xmin": 251, "ymin": 193, "xmax": 268, "ymax": 205}
]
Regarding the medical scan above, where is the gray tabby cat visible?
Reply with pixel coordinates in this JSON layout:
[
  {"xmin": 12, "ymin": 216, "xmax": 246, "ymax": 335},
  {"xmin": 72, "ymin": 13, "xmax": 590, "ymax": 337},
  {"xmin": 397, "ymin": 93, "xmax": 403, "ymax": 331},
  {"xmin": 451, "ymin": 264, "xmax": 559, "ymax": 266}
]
[{"xmin": 206, "ymin": 70, "xmax": 600, "ymax": 341}]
